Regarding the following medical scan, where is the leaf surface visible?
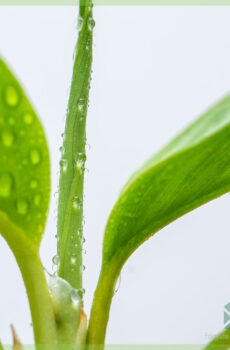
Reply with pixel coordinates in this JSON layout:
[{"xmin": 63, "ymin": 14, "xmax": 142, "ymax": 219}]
[
  {"xmin": 0, "ymin": 58, "xmax": 50, "ymax": 250},
  {"xmin": 102, "ymin": 96, "xmax": 230, "ymax": 272},
  {"xmin": 87, "ymin": 96, "xmax": 230, "ymax": 344}
]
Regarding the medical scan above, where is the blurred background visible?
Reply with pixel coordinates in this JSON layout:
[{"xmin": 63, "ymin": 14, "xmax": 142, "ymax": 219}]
[{"xmin": 0, "ymin": 5, "xmax": 230, "ymax": 345}]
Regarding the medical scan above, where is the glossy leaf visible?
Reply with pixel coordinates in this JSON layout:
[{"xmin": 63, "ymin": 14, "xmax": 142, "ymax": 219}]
[
  {"xmin": 87, "ymin": 95, "xmax": 230, "ymax": 345},
  {"xmin": 0, "ymin": 58, "xmax": 50, "ymax": 249}
]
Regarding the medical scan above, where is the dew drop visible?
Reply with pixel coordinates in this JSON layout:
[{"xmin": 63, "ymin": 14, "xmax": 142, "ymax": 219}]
[
  {"xmin": 71, "ymin": 254, "xmax": 77, "ymax": 265},
  {"xmin": 52, "ymin": 255, "xmax": 60, "ymax": 266},
  {"xmin": 77, "ymin": 16, "xmax": 84, "ymax": 31},
  {"xmin": 23, "ymin": 112, "xmax": 33, "ymax": 125},
  {"xmin": 30, "ymin": 179, "xmax": 38, "ymax": 189},
  {"xmin": 76, "ymin": 153, "xmax": 86, "ymax": 171},
  {"xmin": 60, "ymin": 159, "xmax": 68, "ymax": 172},
  {"xmin": 72, "ymin": 196, "xmax": 82, "ymax": 210},
  {"xmin": 2, "ymin": 130, "xmax": 14, "ymax": 147},
  {"xmin": 77, "ymin": 98, "xmax": 85, "ymax": 114},
  {"xmin": 16, "ymin": 199, "xmax": 29, "ymax": 215},
  {"xmin": 70, "ymin": 289, "xmax": 81, "ymax": 308},
  {"xmin": 4, "ymin": 85, "xmax": 20, "ymax": 107},
  {"xmin": 82, "ymin": 265, "xmax": 86, "ymax": 271},
  {"xmin": 0, "ymin": 172, "xmax": 13, "ymax": 198},
  {"xmin": 33, "ymin": 194, "xmax": 41, "ymax": 206},
  {"xmin": 59, "ymin": 146, "xmax": 65, "ymax": 155},
  {"xmin": 87, "ymin": 17, "xmax": 95, "ymax": 31},
  {"xmin": 30, "ymin": 149, "xmax": 41, "ymax": 165}
]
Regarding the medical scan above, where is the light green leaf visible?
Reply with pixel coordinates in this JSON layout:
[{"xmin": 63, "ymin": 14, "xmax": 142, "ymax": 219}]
[
  {"xmin": 87, "ymin": 95, "xmax": 230, "ymax": 345},
  {"xmin": 0, "ymin": 58, "xmax": 50, "ymax": 249}
]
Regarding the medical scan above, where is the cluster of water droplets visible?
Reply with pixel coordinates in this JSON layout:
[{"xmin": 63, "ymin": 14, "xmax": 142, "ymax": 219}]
[
  {"xmin": 49, "ymin": 274, "xmax": 84, "ymax": 310},
  {"xmin": 0, "ymin": 83, "xmax": 43, "ymax": 225}
]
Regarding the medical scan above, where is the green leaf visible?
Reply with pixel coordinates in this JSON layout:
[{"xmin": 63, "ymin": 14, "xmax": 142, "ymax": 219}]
[
  {"xmin": 87, "ymin": 95, "xmax": 230, "ymax": 345},
  {"xmin": 0, "ymin": 58, "xmax": 57, "ymax": 344},
  {"xmin": 0, "ymin": 58, "xmax": 50, "ymax": 248}
]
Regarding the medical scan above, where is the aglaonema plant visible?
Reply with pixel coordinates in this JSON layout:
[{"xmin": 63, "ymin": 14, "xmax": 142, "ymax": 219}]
[{"xmin": 1, "ymin": 2, "xmax": 230, "ymax": 349}]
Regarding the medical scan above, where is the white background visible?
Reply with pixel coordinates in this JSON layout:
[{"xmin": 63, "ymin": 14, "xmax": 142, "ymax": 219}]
[{"xmin": 0, "ymin": 5, "xmax": 230, "ymax": 345}]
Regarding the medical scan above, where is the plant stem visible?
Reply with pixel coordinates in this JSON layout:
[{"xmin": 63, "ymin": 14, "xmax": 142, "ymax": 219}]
[
  {"xmin": 87, "ymin": 264, "xmax": 120, "ymax": 347},
  {"xmin": 57, "ymin": 0, "xmax": 94, "ymax": 291},
  {"xmin": 0, "ymin": 212, "xmax": 57, "ymax": 345}
]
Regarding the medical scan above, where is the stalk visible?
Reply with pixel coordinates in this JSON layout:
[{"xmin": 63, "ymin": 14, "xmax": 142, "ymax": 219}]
[
  {"xmin": 0, "ymin": 212, "xmax": 57, "ymax": 345},
  {"xmin": 87, "ymin": 264, "xmax": 121, "ymax": 347},
  {"xmin": 57, "ymin": 0, "xmax": 94, "ymax": 290}
]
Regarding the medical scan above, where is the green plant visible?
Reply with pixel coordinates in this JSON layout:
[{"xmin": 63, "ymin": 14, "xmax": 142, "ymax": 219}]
[{"xmin": 1, "ymin": 2, "xmax": 230, "ymax": 349}]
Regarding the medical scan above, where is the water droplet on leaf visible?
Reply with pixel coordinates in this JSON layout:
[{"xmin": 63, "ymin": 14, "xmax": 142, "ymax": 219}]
[
  {"xmin": 23, "ymin": 112, "xmax": 33, "ymax": 125},
  {"xmin": 52, "ymin": 255, "xmax": 60, "ymax": 266},
  {"xmin": 60, "ymin": 159, "xmax": 68, "ymax": 172},
  {"xmin": 4, "ymin": 85, "xmax": 20, "ymax": 107},
  {"xmin": 30, "ymin": 180, "xmax": 38, "ymax": 189},
  {"xmin": 30, "ymin": 149, "xmax": 41, "ymax": 165},
  {"xmin": 71, "ymin": 254, "xmax": 77, "ymax": 265},
  {"xmin": 16, "ymin": 199, "xmax": 28, "ymax": 215},
  {"xmin": 77, "ymin": 98, "xmax": 85, "ymax": 114},
  {"xmin": 0, "ymin": 172, "xmax": 13, "ymax": 197},
  {"xmin": 76, "ymin": 153, "xmax": 86, "ymax": 171},
  {"xmin": 88, "ymin": 17, "xmax": 95, "ymax": 31},
  {"xmin": 72, "ymin": 196, "xmax": 82, "ymax": 210},
  {"xmin": 77, "ymin": 16, "xmax": 84, "ymax": 31},
  {"xmin": 2, "ymin": 130, "xmax": 14, "ymax": 147},
  {"xmin": 33, "ymin": 194, "xmax": 41, "ymax": 206}
]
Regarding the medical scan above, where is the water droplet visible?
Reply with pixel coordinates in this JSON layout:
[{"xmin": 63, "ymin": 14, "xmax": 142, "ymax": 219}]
[
  {"xmin": 88, "ymin": 17, "xmax": 95, "ymax": 31},
  {"xmin": 2, "ymin": 130, "xmax": 14, "ymax": 147},
  {"xmin": 4, "ymin": 85, "xmax": 20, "ymax": 107},
  {"xmin": 33, "ymin": 194, "xmax": 41, "ymax": 206},
  {"xmin": 30, "ymin": 149, "xmax": 41, "ymax": 165},
  {"xmin": 86, "ymin": 143, "xmax": 91, "ymax": 151},
  {"xmin": 71, "ymin": 254, "xmax": 77, "ymax": 265},
  {"xmin": 70, "ymin": 289, "xmax": 81, "ymax": 308},
  {"xmin": 23, "ymin": 112, "xmax": 33, "ymax": 125},
  {"xmin": 59, "ymin": 146, "xmax": 65, "ymax": 155},
  {"xmin": 72, "ymin": 196, "xmax": 82, "ymax": 210},
  {"xmin": 60, "ymin": 159, "xmax": 68, "ymax": 172},
  {"xmin": 52, "ymin": 255, "xmax": 60, "ymax": 266},
  {"xmin": 77, "ymin": 16, "xmax": 84, "ymax": 31},
  {"xmin": 0, "ymin": 172, "xmax": 13, "ymax": 197},
  {"xmin": 16, "ymin": 199, "xmax": 29, "ymax": 215},
  {"xmin": 82, "ymin": 265, "xmax": 86, "ymax": 271},
  {"xmin": 30, "ymin": 179, "xmax": 38, "ymax": 189},
  {"xmin": 76, "ymin": 153, "xmax": 86, "ymax": 171},
  {"xmin": 77, "ymin": 98, "xmax": 85, "ymax": 114}
]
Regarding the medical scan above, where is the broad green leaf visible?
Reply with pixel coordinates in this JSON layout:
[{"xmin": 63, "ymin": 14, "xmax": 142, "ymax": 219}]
[
  {"xmin": 103, "ymin": 95, "xmax": 230, "ymax": 272},
  {"xmin": 0, "ymin": 58, "xmax": 50, "ymax": 249},
  {"xmin": 87, "ymin": 96, "xmax": 230, "ymax": 345}
]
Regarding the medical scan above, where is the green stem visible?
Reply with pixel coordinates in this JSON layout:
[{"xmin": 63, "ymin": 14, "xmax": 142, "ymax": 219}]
[
  {"xmin": 0, "ymin": 212, "xmax": 57, "ymax": 345},
  {"xmin": 57, "ymin": 0, "xmax": 94, "ymax": 291},
  {"xmin": 87, "ymin": 265, "xmax": 120, "ymax": 346},
  {"xmin": 15, "ymin": 250, "xmax": 57, "ymax": 345}
]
